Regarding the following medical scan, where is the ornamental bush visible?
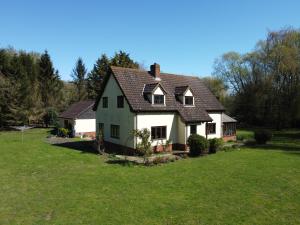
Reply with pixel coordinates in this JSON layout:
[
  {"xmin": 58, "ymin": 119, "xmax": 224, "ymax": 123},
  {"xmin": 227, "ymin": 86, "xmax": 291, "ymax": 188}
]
[
  {"xmin": 187, "ymin": 134, "xmax": 208, "ymax": 156},
  {"xmin": 209, "ymin": 138, "xmax": 224, "ymax": 154},
  {"xmin": 254, "ymin": 129, "xmax": 272, "ymax": 144},
  {"xmin": 58, "ymin": 128, "xmax": 69, "ymax": 137}
]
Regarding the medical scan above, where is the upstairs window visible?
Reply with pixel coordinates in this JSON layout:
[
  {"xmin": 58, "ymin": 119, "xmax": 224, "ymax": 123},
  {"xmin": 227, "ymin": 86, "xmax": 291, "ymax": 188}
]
[
  {"xmin": 117, "ymin": 96, "xmax": 124, "ymax": 108},
  {"xmin": 102, "ymin": 97, "xmax": 108, "ymax": 108},
  {"xmin": 206, "ymin": 123, "xmax": 216, "ymax": 135},
  {"xmin": 185, "ymin": 96, "xmax": 194, "ymax": 105},
  {"xmin": 154, "ymin": 95, "xmax": 164, "ymax": 105},
  {"xmin": 151, "ymin": 126, "xmax": 166, "ymax": 140}
]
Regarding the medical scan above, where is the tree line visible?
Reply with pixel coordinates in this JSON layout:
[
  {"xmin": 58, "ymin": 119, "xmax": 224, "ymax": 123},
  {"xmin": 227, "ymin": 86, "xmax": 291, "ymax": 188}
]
[
  {"xmin": 0, "ymin": 49, "xmax": 139, "ymax": 127},
  {"xmin": 213, "ymin": 27, "xmax": 300, "ymax": 129},
  {"xmin": 1, "ymin": 27, "xmax": 299, "ymax": 129}
]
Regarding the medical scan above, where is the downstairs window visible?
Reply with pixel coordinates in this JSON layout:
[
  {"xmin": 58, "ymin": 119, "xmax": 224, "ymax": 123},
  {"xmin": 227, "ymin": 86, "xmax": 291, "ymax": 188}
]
[
  {"xmin": 151, "ymin": 126, "xmax": 167, "ymax": 140},
  {"xmin": 206, "ymin": 123, "xmax": 216, "ymax": 135}
]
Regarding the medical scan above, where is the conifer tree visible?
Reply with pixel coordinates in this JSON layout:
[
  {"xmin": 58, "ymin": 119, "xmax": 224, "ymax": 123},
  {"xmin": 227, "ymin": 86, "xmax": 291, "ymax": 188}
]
[
  {"xmin": 87, "ymin": 54, "xmax": 109, "ymax": 99},
  {"xmin": 72, "ymin": 58, "xmax": 87, "ymax": 101}
]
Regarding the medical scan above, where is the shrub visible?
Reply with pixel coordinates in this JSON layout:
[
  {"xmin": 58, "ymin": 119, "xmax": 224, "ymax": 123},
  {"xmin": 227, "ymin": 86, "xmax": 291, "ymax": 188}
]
[
  {"xmin": 209, "ymin": 138, "xmax": 224, "ymax": 154},
  {"xmin": 132, "ymin": 128, "xmax": 152, "ymax": 157},
  {"xmin": 58, "ymin": 128, "xmax": 69, "ymax": 137},
  {"xmin": 187, "ymin": 134, "xmax": 208, "ymax": 156},
  {"xmin": 254, "ymin": 129, "xmax": 272, "ymax": 144}
]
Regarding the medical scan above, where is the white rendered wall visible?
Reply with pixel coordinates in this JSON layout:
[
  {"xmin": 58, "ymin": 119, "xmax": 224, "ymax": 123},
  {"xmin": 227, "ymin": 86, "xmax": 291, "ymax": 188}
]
[
  {"xmin": 185, "ymin": 112, "xmax": 222, "ymax": 141},
  {"xmin": 136, "ymin": 112, "xmax": 179, "ymax": 146},
  {"xmin": 207, "ymin": 113, "xmax": 222, "ymax": 138},
  {"xmin": 74, "ymin": 119, "xmax": 95, "ymax": 134},
  {"xmin": 153, "ymin": 86, "xmax": 164, "ymax": 95},
  {"xmin": 96, "ymin": 75, "xmax": 135, "ymax": 148},
  {"xmin": 184, "ymin": 89, "xmax": 193, "ymax": 96}
]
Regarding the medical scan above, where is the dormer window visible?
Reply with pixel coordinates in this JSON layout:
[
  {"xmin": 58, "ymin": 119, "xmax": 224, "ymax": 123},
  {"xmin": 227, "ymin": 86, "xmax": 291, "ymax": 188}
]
[
  {"xmin": 175, "ymin": 85, "xmax": 195, "ymax": 106},
  {"xmin": 185, "ymin": 96, "xmax": 194, "ymax": 105},
  {"xmin": 154, "ymin": 95, "xmax": 164, "ymax": 104},
  {"xmin": 143, "ymin": 83, "xmax": 167, "ymax": 105}
]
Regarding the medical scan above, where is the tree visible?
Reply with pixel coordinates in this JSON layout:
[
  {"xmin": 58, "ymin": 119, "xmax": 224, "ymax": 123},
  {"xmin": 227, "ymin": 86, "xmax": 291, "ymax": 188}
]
[
  {"xmin": 87, "ymin": 54, "xmax": 110, "ymax": 99},
  {"xmin": 72, "ymin": 58, "xmax": 87, "ymax": 101},
  {"xmin": 202, "ymin": 77, "xmax": 228, "ymax": 104},
  {"xmin": 213, "ymin": 27, "xmax": 300, "ymax": 129},
  {"xmin": 110, "ymin": 51, "xmax": 139, "ymax": 68},
  {"xmin": 0, "ymin": 48, "xmax": 64, "ymax": 127},
  {"xmin": 38, "ymin": 51, "xmax": 63, "ymax": 108},
  {"xmin": 87, "ymin": 51, "xmax": 140, "ymax": 99}
]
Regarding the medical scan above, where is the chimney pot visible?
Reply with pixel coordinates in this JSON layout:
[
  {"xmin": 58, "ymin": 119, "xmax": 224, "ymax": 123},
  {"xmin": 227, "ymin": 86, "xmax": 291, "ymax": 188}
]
[{"xmin": 150, "ymin": 63, "xmax": 160, "ymax": 79}]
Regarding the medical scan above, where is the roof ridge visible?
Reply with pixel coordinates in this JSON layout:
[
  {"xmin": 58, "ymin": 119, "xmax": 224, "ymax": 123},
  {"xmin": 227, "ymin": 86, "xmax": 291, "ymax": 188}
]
[
  {"xmin": 77, "ymin": 103, "xmax": 94, "ymax": 118},
  {"xmin": 110, "ymin": 66, "xmax": 146, "ymax": 72},
  {"xmin": 110, "ymin": 65, "xmax": 200, "ymax": 79}
]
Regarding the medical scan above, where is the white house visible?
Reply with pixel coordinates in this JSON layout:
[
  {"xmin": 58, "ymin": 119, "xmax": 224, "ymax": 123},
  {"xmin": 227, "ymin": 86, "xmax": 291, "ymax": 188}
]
[
  {"xmin": 93, "ymin": 63, "xmax": 236, "ymax": 152},
  {"xmin": 59, "ymin": 100, "xmax": 96, "ymax": 138}
]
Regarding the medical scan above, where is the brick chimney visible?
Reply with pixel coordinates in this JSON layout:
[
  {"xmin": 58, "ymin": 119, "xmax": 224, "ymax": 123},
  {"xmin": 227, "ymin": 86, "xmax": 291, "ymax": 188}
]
[{"xmin": 150, "ymin": 63, "xmax": 160, "ymax": 80}]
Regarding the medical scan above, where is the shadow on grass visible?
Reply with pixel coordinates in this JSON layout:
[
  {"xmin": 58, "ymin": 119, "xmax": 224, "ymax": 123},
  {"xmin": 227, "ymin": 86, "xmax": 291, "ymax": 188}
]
[
  {"xmin": 244, "ymin": 142, "xmax": 300, "ymax": 156},
  {"xmin": 106, "ymin": 159, "xmax": 138, "ymax": 167},
  {"xmin": 273, "ymin": 131, "xmax": 300, "ymax": 140},
  {"xmin": 53, "ymin": 141, "xmax": 98, "ymax": 154}
]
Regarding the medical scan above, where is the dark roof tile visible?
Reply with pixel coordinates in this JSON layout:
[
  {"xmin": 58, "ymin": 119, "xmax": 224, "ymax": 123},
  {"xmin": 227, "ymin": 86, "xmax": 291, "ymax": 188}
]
[
  {"xmin": 94, "ymin": 66, "xmax": 224, "ymax": 122},
  {"xmin": 59, "ymin": 100, "xmax": 95, "ymax": 119}
]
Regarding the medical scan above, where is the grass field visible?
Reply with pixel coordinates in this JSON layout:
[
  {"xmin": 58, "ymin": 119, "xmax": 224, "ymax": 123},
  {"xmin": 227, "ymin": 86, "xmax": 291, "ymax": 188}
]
[{"xmin": 0, "ymin": 129, "xmax": 300, "ymax": 225}]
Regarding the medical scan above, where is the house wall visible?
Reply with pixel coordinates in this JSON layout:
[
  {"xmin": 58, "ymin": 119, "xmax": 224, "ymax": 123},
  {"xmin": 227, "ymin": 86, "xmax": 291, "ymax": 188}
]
[
  {"xmin": 136, "ymin": 112, "xmax": 179, "ymax": 146},
  {"xmin": 59, "ymin": 118, "xmax": 75, "ymax": 135},
  {"xmin": 185, "ymin": 89, "xmax": 193, "ymax": 97},
  {"xmin": 177, "ymin": 116, "xmax": 186, "ymax": 144},
  {"xmin": 153, "ymin": 86, "xmax": 164, "ymax": 95},
  {"xmin": 207, "ymin": 113, "xmax": 222, "ymax": 139},
  {"xmin": 74, "ymin": 119, "xmax": 96, "ymax": 135},
  {"xmin": 185, "ymin": 112, "xmax": 223, "ymax": 140},
  {"xmin": 96, "ymin": 75, "xmax": 135, "ymax": 148}
]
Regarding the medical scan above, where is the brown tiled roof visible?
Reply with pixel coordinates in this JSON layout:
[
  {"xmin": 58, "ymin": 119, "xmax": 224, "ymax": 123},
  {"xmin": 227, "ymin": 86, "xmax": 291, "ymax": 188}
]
[
  {"xmin": 174, "ymin": 86, "xmax": 189, "ymax": 95},
  {"xmin": 143, "ymin": 83, "xmax": 159, "ymax": 93},
  {"xmin": 59, "ymin": 100, "xmax": 95, "ymax": 119},
  {"xmin": 94, "ymin": 66, "xmax": 224, "ymax": 123}
]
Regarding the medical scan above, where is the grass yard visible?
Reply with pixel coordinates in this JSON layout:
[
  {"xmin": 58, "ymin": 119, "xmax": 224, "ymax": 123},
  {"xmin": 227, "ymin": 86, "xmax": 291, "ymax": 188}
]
[{"xmin": 0, "ymin": 129, "xmax": 300, "ymax": 225}]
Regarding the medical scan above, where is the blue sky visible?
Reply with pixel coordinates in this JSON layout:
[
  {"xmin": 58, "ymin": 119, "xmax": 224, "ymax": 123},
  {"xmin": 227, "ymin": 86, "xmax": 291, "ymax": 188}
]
[{"xmin": 0, "ymin": 0, "xmax": 299, "ymax": 80}]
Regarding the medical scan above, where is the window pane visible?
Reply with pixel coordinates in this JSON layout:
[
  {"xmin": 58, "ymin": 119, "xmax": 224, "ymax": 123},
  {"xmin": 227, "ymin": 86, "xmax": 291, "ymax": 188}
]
[
  {"xmin": 151, "ymin": 127, "xmax": 155, "ymax": 139},
  {"xmin": 151, "ymin": 126, "xmax": 167, "ymax": 139},
  {"xmin": 162, "ymin": 127, "xmax": 166, "ymax": 138},
  {"xmin": 185, "ymin": 96, "xmax": 193, "ymax": 105},
  {"xmin": 117, "ymin": 96, "xmax": 124, "ymax": 108},
  {"xmin": 157, "ymin": 127, "xmax": 161, "ymax": 138},
  {"xmin": 103, "ymin": 97, "xmax": 108, "ymax": 108},
  {"xmin": 154, "ymin": 95, "xmax": 164, "ymax": 104},
  {"xmin": 190, "ymin": 125, "xmax": 197, "ymax": 134},
  {"xmin": 207, "ymin": 123, "xmax": 216, "ymax": 134},
  {"xmin": 111, "ymin": 125, "xmax": 120, "ymax": 139}
]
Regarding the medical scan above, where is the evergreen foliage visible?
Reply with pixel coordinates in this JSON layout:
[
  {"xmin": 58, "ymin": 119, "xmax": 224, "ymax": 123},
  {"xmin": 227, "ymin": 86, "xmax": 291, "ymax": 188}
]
[
  {"xmin": 71, "ymin": 58, "xmax": 87, "ymax": 101},
  {"xmin": 87, "ymin": 51, "xmax": 139, "ymax": 99},
  {"xmin": 0, "ymin": 48, "xmax": 139, "ymax": 128}
]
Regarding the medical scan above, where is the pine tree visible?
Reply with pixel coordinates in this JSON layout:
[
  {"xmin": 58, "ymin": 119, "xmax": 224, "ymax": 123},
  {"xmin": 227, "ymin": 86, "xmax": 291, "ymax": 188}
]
[
  {"xmin": 72, "ymin": 58, "xmax": 87, "ymax": 101},
  {"xmin": 110, "ymin": 51, "xmax": 139, "ymax": 68},
  {"xmin": 38, "ymin": 51, "xmax": 56, "ymax": 107},
  {"xmin": 87, "ymin": 54, "xmax": 109, "ymax": 99},
  {"xmin": 86, "ymin": 51, "xmax": 139, "ymax": 99}
]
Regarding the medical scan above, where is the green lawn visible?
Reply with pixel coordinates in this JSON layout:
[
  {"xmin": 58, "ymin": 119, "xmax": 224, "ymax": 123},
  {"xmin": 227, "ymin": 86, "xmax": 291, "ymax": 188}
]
[{"xmin": 0, "ymin": 129, "xmax": 300, "ymax": 225}]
